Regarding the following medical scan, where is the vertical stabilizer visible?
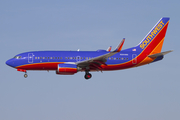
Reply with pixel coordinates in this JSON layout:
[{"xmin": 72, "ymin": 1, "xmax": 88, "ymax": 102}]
[{"xmin": 136, "ymin": 17, "xmax": 170, "ymax": 54}]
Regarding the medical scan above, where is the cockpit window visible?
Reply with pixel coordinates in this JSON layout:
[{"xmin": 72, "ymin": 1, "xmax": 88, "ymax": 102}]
[{"xmin": 14, "ymin": 56, "xmax": 22, "ymax": 59}]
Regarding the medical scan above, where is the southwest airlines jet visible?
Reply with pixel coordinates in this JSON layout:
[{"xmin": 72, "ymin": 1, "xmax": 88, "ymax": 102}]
[{"xmin": 6, "ymin": 17, "xmax": 172, "ymax": 79}]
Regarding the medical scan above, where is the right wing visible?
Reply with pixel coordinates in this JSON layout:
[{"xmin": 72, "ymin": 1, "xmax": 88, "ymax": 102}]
[{"xmin": 106, "ymin": 46, "xmax": 112, "ymax": 51}]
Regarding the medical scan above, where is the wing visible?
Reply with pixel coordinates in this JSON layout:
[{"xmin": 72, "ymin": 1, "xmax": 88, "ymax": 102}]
[{"xmin": 76, "ymin": 38, "xmax": 125, "ymax": 71}]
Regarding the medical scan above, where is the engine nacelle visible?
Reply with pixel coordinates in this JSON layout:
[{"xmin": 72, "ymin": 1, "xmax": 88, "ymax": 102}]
[{"xmin": 56, "ymin": 63, "xmax": 80, "ymax": 75}]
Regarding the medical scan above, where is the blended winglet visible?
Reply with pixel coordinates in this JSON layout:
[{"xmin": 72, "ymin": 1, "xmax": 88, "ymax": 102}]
[
  {"xmin": 114, "ymin": 38, "xmax": 125, "ymax": 52},
  {"xmin": 107, "ymin": 46, "xmax": 112, "ymax": 52}
]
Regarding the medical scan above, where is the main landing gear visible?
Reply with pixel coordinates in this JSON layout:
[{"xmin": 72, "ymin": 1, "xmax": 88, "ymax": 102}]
[{"xmin": 84, "ymin": 71, "xmax": 92, "ymax": 80}]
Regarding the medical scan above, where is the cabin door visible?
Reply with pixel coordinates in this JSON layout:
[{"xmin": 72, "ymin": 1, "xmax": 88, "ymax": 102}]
[
  {"xmin": 132, "ymin": 54, "xmax": 137, "ymax": 64},
  {"xmin": 28, "ymin": 53, "xmax": 33, "ymax": 63}
]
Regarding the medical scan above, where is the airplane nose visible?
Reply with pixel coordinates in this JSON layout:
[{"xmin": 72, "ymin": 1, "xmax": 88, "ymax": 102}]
[
  {"xmin": 6, "ymin": 60, "xmax": 10, "ymax": 66},
  {"xmin": 6, "ymin": 59, "xmax": 15, "ymax": 67}
]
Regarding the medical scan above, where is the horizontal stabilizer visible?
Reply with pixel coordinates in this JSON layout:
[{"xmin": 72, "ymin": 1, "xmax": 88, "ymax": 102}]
[{"xmin": 148, "ymin": 50, "xmax": 173, "ymax": 58}]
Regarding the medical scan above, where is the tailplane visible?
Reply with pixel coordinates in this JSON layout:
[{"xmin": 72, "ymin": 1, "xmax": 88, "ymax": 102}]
[{"xmin": 148, "ymin": 50, "xmax": 173, "ymax": 58}]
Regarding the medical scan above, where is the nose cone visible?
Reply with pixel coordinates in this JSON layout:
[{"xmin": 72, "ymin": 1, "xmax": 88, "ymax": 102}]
[{"xmin": 6, "ymin": 58, "xmax": 15, "ymax": 67}]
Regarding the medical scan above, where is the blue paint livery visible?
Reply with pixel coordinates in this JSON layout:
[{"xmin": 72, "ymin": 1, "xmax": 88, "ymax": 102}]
[{"xmin": 6, "ymin": 17, "xmax": 172, "ymax": 79}]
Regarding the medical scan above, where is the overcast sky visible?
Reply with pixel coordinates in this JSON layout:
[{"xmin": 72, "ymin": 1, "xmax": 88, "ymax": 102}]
[{"xmin": 0, "ymin": 0, "xmax": 179, "ymax": 120}]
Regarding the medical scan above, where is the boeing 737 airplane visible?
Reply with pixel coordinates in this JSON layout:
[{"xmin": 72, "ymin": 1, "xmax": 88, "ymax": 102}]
[{"xmin": 6, "ymin": 17, "xmax": 172, "ymax": 79}]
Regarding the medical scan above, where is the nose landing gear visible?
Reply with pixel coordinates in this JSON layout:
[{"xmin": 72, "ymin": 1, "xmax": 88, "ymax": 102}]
[
  {"xmin": 24, "ymin": 71, "xmax": 28, "ymax": 78},
  {"xmin": 24, "ymin": 73, "xmax": 28, "ymax": 78},
  {"xmin": 17, "ymin": 69, "xmax": 28, "ymax": 78}
]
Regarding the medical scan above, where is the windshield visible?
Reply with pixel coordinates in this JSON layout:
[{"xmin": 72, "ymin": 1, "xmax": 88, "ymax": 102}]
[{"xmin": 14, "ymin": 56, "xmax": 22, "ymax": 59}]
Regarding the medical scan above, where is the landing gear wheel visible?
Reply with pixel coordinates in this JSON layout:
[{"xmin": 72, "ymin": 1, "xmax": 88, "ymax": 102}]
[
  {"xmin": 24, "ymin": 74, "xmax": 28, "ymax": 78},
  {"xmin": 84, "ymin": 73, "xmax": 92, "ymax": 80}
]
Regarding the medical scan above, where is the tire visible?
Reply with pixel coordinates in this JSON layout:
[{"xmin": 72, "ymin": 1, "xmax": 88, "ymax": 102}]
[
  {"xmin": 24, "ymin": 74, "xmax": 28, "ymax": 78},
  {"xmin": 84, "ymin": 73, "xmax": 92, "ymax": 79}
]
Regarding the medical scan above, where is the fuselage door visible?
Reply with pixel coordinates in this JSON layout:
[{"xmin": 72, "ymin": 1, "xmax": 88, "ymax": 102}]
[
  {"xmin": 28, "ymin": 53, "xmax": 33, "ymax": 63},
  {"xmin": 132, "ymin": 54, "xmax": 137, "ymax": 64},
  {"xmin": 76, "ymin": 56, "xmax": 81, "ymax": 62}
]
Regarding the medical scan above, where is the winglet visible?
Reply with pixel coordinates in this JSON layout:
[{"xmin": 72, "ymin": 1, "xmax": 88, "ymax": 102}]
[
  {"xmin": 114, "ymin": 38, "xmax": 125, "ymax": 52},
  {"xmin": 106, "ymin": 46, "xmax": 112, "ymax": 52}
]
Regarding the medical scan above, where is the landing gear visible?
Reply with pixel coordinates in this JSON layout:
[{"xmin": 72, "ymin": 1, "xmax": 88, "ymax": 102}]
[
  {"xmin": 24, "ymin": 73, "xmax": 28, "ymax": 78},
  {"xmin": 84, "ymin": 71, "xmax": 92, "ymax": 80},
  {"xmin": 17, "ymin": 69, "xmax": 28, "ymax": 78}
]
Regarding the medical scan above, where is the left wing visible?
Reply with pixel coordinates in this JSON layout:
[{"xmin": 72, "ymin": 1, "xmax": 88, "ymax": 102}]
[{"xmin": 76, "ymin": 38, "xmax": 125, "ymax": 70}]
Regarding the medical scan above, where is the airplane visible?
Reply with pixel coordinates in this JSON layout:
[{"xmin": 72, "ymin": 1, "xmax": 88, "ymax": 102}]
[{"xmin": 6, "ymin": 17, "xmax": 173, "ymax": 79}]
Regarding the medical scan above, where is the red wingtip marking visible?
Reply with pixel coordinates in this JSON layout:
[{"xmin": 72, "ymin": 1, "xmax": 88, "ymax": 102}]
[{"xmin": 115, "ymin": 38, "xmax": 125, "ymax": 52}]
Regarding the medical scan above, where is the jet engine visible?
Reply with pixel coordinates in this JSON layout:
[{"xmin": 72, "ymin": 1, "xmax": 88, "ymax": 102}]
[{"xmin": 56, "ymin": 63, "xmax": 81, "ymax": 75}]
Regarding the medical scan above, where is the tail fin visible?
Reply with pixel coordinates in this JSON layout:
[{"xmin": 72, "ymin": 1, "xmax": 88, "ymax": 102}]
[
  {"xmin": 136, "ymin": 17, "xmax": 170, "ymax": 54},
  {"xmin": 133, "ymin": 17, "xmax": 170, "ymax": 66}
]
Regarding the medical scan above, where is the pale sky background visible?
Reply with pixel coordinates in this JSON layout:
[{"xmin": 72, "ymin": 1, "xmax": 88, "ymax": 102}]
[{"xmin": 0, "ymin": 0, "xmax": 179, "ymax": 120}]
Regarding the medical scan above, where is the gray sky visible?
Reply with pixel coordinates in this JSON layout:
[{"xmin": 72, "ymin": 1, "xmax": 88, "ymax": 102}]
[{"xmin": 0, "ymin": 0, "xmax": 179, "ymax": 120}]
